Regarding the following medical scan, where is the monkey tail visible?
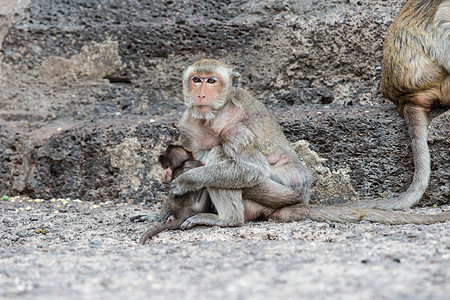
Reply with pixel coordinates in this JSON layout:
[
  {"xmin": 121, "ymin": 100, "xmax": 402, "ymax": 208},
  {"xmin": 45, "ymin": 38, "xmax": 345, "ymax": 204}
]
[
  {"xmin": 385, "ymin": 104, "xmax": 430, "ymax": 209},
  {"xmin": 270, "ymin": 204, "xmax": 449, "ymax": 225},
  {"xmin": 139, "ymin": 219, "xmax": 184, "ymax": 245},
  {"xmin": 305, "ymin": 206, "xmax": 449, "ymax": 225},
  {"xmin": 345, "ymin": 104, "xmax": 431, "ymax": 210},
  {"xmin": 380, "ymin": 104, "xmax": 430, "ymax": 209}
]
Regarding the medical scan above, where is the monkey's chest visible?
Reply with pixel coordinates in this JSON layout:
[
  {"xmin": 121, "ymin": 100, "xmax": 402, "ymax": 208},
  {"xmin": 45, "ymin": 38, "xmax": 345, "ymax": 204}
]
[{"xmin": 194, "ymin": 129, "xmax": 221, "ymax": 150}]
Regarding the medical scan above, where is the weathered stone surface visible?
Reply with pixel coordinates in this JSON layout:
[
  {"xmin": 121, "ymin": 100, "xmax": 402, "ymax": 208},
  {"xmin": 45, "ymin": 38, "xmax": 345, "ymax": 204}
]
[
  {"xmin": 40, "ymin": 39, "xmax": 124, "ymax": 84},
  {"xmin": 0, "ymin": 116, "xmax": 179, "ymax": 203},
  {"xmin": 292, "ymin": 140, "xmax": 358, "ymax": 205},
  {"xmin": 0, "ymin": 0, "xmax": 30, "ymax": 51},
  {"xmin": 1, "ymin": 105, "xmax": 448, "ymax": 206},
  {"xmin": 1, "ymin": 0, "xmax": 404, "ymax": 107}
]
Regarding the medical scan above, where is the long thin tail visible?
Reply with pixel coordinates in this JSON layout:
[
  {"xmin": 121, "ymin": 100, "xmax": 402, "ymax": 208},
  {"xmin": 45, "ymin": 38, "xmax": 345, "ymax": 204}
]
[
  {"xmin": 270, "ymin": 204, "xmax": 449, "ymax": 225},
  {"xmin": 346, "ymin": 105, "xmax": 430, "ymax": 210},
  {"xmin": 139, "ymin": 219, "xmax": 184, "ymax": 245},
  {"xmin": 306, "ymin": 206, "xmax": 448, "ymax": 225}
]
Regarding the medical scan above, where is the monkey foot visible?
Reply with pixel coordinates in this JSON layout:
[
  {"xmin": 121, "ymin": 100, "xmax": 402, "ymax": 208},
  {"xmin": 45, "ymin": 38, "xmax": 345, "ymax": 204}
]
[
  {"xmin": 180, "ymin": 218, "xmax": 195, "ymax": 230},
  {"xmin": 130, "ymin": 214, "xmax": 156, "ymax": 222}
]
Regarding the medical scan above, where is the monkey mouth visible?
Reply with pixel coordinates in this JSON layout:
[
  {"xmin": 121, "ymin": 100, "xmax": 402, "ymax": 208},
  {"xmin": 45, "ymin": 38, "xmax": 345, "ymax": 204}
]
[
  {"xmin": 191, "ymin": 106, "xmax": 215, "ymax": 120},
  {"xmin": 195, "ymin": 105, "xmax": 211, "ymax": 113}
]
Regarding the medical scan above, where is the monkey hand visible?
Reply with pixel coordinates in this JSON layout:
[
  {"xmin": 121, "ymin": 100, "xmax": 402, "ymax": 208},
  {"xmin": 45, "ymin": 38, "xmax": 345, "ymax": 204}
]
[{"xmin": 170, "ymin": 173, "xmax": 201, "ymax": 196}]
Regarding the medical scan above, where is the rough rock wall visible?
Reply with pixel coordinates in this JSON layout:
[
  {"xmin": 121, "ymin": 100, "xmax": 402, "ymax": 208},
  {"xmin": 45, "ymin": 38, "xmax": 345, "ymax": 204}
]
[
  {"xmin": 0, "ymin": 0, "xmax": 30, "ymax": 84},
  {"xmin": 1, "ymin": 0, "xmax": 405, "ymax": 110},
  {"xmin": 1, "ymin": 105, "xmax": 448, "ymax": 206},
  {"xmin": 0, "ymin": 0, "xmax": 30, "ymax": 51}
]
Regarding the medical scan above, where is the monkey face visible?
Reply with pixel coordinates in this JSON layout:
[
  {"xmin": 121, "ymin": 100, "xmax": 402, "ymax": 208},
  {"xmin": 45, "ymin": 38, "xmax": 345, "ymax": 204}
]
[
  {"xmin": 183, "ymin": 59, "xmax": 233, "ymax": 120},
  {"xmin": 162, "ymin": 167, "xmax": 173, "ymax": 182},
  {"xmin": 187, "ymin": 72, "xmax": 226, "ymax": 119}
]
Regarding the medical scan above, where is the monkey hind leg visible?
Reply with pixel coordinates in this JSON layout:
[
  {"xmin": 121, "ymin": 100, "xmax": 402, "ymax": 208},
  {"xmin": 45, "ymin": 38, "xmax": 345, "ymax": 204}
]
[
  {"xmin": 180, "ymin": 187, "xmax": 244, "ymax": 229},
  {"xmin": 242, "ymin": 178, "xmax": 306, "ymax": 209}
]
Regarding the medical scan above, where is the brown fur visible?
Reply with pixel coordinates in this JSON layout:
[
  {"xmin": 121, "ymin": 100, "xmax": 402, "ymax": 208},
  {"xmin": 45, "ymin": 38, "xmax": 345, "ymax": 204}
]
[
  {"xmin": 173, "ymin": 59, "xmax": 311, "ymax": 229},
  {"xmin": 170, "ymin": 59, "xmax": 449, "ymax": 229},
  {"xmin": 138, "ymin": 145, "xmax": 214, "ymax": 244},
  {"xmin": 374, "ymin": 0, "xmax": 450, "ymax": 209},
  {"xmin": 266, "ymin": 203, "xmax": 449, "ymax": 225}
]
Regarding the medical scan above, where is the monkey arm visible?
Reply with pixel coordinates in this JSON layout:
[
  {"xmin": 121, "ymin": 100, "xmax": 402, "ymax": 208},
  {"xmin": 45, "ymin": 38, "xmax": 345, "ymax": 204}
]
[
  {"xmin": 171, "ymin": 137, "xmax": 270, "ymax": 195},
  {"xmin": 170, "ymin": 158, "xmax": 267, "ymax": 195}
]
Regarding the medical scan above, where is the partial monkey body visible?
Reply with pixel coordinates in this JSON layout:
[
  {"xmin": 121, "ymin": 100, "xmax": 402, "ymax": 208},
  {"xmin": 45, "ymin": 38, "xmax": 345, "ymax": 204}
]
[{"xmin": 137, "ymin": 145, "xmax": 214, "ymax": 244}]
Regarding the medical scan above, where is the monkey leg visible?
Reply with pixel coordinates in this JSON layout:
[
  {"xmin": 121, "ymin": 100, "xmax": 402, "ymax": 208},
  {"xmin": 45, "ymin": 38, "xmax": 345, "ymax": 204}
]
[
  {"xmin": 180, "ymin": 187, "xmax": 244, "ymax": 229},
  {"xmin": 242, "ymin": 178, "xmax": 305, "ymax": 209},
  {"xmin": 242, "ymin": 199, "xmax": 277, "ymax": 221}
]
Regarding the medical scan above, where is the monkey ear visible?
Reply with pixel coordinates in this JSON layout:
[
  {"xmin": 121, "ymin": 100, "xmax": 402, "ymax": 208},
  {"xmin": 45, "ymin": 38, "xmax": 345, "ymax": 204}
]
[{"xmin": 232, "ymin": 72, "xmax": 240, "ymax": 92}]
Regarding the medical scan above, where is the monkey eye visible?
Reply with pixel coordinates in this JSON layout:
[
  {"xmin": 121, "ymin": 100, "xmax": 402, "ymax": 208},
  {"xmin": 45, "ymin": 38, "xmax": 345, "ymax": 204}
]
[
  {"xmin": 192, "ymin": 76, "xmax": 202, "ymax": 83},
  {"xmin": 207, "ymin": 77, "xmax": 218, "ymax": 84}
]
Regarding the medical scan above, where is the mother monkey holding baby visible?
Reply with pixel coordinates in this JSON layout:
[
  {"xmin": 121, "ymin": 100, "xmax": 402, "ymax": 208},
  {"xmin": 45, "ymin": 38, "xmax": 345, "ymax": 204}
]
[{"xmin": 173, "ymin": 59, "xmax": 312, "ymax": 228}]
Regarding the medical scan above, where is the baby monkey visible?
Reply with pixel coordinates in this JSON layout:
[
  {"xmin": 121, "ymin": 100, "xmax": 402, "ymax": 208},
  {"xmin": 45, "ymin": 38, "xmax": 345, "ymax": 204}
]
[{"xmin": 138, "ymin": 145, "xmax": 214, "ymax": 245}]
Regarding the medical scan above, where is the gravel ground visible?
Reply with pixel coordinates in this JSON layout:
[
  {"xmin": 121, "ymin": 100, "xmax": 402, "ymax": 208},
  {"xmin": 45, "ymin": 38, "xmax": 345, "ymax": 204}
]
[{"xmin": 1, "ymin": 196, "xmax": 449, "ymax": 300}]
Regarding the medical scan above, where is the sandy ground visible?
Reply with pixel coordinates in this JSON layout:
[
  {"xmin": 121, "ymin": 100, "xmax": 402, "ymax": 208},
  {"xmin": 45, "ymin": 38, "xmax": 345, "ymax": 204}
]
[{"xmin": 0, "ymin": 196, "xmax": 449, "ymax": 300}]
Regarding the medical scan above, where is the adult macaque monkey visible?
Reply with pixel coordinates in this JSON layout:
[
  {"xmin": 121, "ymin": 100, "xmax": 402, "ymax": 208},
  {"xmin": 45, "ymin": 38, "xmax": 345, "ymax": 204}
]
[
  {"xmin": 174, "ymin": 59, "xmax": 312, "ymax": 228},
  {"xmin": 138, "ymin": 145, "xmax": 214, "ymax": 244},
  {"xmin": 171, "ymin": 59, "xmax": 449, "ymax": 229},
  {"xmin": 375, "ymin": 0, "xmax": 450, "ymax": 209},
  {"xmin": 134, "ymin": 1, "xmax": 450, "ymax": 239},
  {"xmin": 134, "ymin": 139, "xmax": 449, "ymax": 240}
]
